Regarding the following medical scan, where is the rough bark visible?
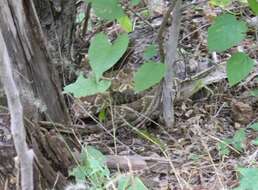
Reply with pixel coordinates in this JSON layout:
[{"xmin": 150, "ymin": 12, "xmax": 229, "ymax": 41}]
[
  {"xmin": 33, "ymin": 0, "xmax": 76, "ymax": 67},
  {"xmin": 0, "ymin": 29, "xmax": 34, "ymax": 190},
  {"xmin": 0, "ymin": 0, "xmax": 76, "ymax": 189}
]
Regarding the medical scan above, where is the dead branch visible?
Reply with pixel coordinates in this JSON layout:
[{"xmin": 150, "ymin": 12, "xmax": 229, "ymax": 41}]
[
  {"xmin": 162, "ymin": 0, "xmax": 182, "ymax": 127},
  {"xmin": 157, "ymin": 0, "xmax": 178, "ymax": 63},
  {"xmin": 106, "ymin": 155, "xmax": 147, "ymax": 171},
  {"xmin": 0, "ymin": 30, "xmax": 34, "ymax": 190}
]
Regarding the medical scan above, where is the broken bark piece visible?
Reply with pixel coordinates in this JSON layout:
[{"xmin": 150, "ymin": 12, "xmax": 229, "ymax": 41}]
[{"xmin": 105, "ymin": 155, "xmax": 147, "ymax": 171}]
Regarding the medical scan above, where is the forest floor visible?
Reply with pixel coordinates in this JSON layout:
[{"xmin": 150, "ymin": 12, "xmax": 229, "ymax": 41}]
[{"xmin": 66, "ymin": 0, "xmax": 258, "ymax": 189}]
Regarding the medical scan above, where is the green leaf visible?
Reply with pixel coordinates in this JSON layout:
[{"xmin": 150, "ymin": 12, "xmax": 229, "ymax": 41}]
[
  {"xmin": 208, "ymin": 14, "xmax": 247, "ymax": 52},
  {"xmin": 118, "ymin": 176, "xmax": 148, "ymax": 190},
  {"xmin": 128, "ymin": 177, "xmax": 148, "ymax": 190},
  {"xmin": 80, "ymin": 146, "xmax": 110, "ymax": 184},
  {"xmin": 251, "ymin": 137, "xmax": 258, "ymax": 145},
  {"xmin": 80, "ymin": 146, "xmax": 106, "ymax": 165},
  {"xmin": 88, "ymin": 33, "xmax": 129, "ymax": 81},
  {"xmin": 98, "ymin": 108, "xmax": 107, "ymax": 122},
  {"xmin": 87, "ymin": 0, "xmax": 124, "ymax": 20},
  {"xmin": 117, "ymin": 15, "xmax": 133, "ymax": 33},
  {"xmin": 226, "ymin": 52, "xmax": 254, "ymax": 86},
  {"xmin": 248, "ymin": 0, "xmax": 258, "ymax": 15},
  {"xmin": 218, "ymin": 140, "xmax": 230, "ymax": 156},
  {"xmin": 188, "ymin": 153, "xmax": 202, "ymax": 161},
  {"xmin": 131, "ymin": 0, "xmax": 141, "ymax": 6},
  {"xmin": 234, "ymin": 168, "xmax": 258, "ymax": 190},
  {"xmin": 63, "ymin": 74, "xmax": 111, "ymax": 97},
  {"xmin": 118, "ymin": 176, "xmax": 131, "ymax": 190},
  {"xmin": 134, "ymin": 61, "xmax": 165, "ymax": 92},
  {"xmin": 250, "ymin": 88, "xmax": 258, "ymax": 96},
  {"xmin": 231, "ymin": 129, "xmax": 246, "ymax": 152},
  {"xmin": 143, "ymin": 44, "xmax": 158, "ymax": 60},
  {"xmin": 209, "ymin": 0, "xmax": 232, "ymax": 7},
  {"xmin": 69, "ymin": 166, "xmax": 88, "ymax": 183},
  {"xmin": 249, "ymin": 123, "xmax": 258, "ymax": 131}
]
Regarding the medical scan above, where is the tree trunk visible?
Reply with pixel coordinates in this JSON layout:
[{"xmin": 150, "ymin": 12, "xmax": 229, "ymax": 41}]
[{"xmin": 0, "ymin": 0, "xmax": 76, "ymax": 189}]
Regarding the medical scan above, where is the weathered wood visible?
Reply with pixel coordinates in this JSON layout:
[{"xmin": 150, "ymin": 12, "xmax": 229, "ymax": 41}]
[
  {"xmin": 0, "ymin": 0, "xmax": 70, "ymax": 124},
  {"xmin": 0, "ymin": 28, "xmax": 34, "ymax": 190},
  {"xmin": 162, "ymin": 0, "xmax": 182, "ymax": 127},
  {"xmin": 0, "ymin": 0, "xmax": 75, "ymax": 189},
  {"xmin": 33, "ymin": 0, "xmax": 76, "ymax": 64}
]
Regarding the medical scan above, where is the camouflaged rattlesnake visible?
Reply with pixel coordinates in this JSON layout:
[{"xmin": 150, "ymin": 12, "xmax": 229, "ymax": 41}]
[{"xmin": 72, "ymin": 25, "xmax": 161, "ymax": 124}]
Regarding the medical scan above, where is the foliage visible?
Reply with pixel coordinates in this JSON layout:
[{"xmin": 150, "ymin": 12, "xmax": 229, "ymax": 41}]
[
  {"xmin": 249, "ymin": 123, "xmax": 258, "ymax": 145},
  {"xmin": 250, "ymin": 88, "xmax": 258, "ymax": 96},
  {"xmin": 249, "ymin": 123, "xmax": 258, "ymax": 131},
  {"xmin": 68, "ymin": 1, "xmax": 258, "ymax": 188},
  {"xmin": 234, "ymin": 168, "xmax": 258, "ymax": 190},
  {"xmin": 231, "ymin": 129, "xmax": 246, "ymax": 152},
  {"xmin": 218, "ymin": 129, "xmax": 246, "ymax": 156},
  {"xmin": 69, "ymin": 146, "xmax": 110, "ymax": 188},
  {"xmin": 248, "ymin": 0, "xmax": 258, "ymax": 15},
  {"xmin": 117, "ymin": 15, "xmax": 133, "ymax": 32},
  {"xmin": 207, "ymin": 13, "xmax": 256, "ymax": 87},
  {"xmin": 251, "ymin": 137, "xmax": 258, "ymax": 145},
  {"xmin": 226, "ymin": 53, "xmax": 254, "ymax": 86},
  {"xmin": 209, "ymin": 0, "xmax": 231, "ymax": 8},
  {"xmin": 143, "ymin": 44, "xmax": 158, "ymax": 60},
  {"xmin": 63, "ymin": 74, "xmax": 111, "ymax": 97},
  {"xmin": 87, "ymin": 0, "xmax": 124, "ymax": 20},
  {"xmin": 218, "ymin": 139, "xmax": 231, "ymax": 156},
  {"xmin": 219, "ymin": 122, "xmax": 258, "ymax": 156},
  {"xmin": 208, "ymin": 14, "xmax": 247, "ymax": 53},
  {"xmin": 130, "ymin": 0, "xmax": 141, "ymax": 6},
  {"xmin": 65, "ymin": 1, "xmax": 165, "ymax": 98},
  {"xmin": 88, "ymin": 33, "xmax": 129, "ymax": 81},
  {"xmin": 69, "ymin": 146, "xmax": 148, "ymax": 189},
  {"xmin": 118, "ymin": 176, "xmax": 148, "ymax": 190},
  {"xmin": 133, "ymin": 61, "xmax": 166, "ymax": 92}
]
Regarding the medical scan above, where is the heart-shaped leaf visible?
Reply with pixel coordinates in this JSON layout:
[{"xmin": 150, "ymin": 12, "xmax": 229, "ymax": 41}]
[
  {"xmin": 87, "ymin": 0, "xmax": 124, "ymax": 20},
  {"xmin": 63, "ymin": 74, "xmax": 111, "ymax": 97},
  {"xmin": 227, "ymin": 52, "xmax": 254, "ymax": 86},
  {"xmin": 88, "ymin": 33, "xmax": 129, "ymax": 81},
  {"xmin": 208, "ymin": 14, "xmax": 247, "ymax": 52},
  {"xmin": 134, "ymin": 62, "xmax": 165, "ymax": 92}
]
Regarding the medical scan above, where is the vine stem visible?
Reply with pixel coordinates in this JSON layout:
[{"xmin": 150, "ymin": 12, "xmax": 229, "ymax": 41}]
[{"xmin": 0, "ymin": 30, "xmax": 34, "ymax": 190}]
